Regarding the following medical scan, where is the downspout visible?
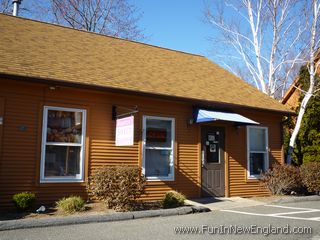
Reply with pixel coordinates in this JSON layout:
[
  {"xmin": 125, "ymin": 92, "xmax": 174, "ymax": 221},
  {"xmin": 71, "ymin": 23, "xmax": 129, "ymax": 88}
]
[{"xmin": 12, "ymin": 0, "xmax": 22, "ymax": 16}]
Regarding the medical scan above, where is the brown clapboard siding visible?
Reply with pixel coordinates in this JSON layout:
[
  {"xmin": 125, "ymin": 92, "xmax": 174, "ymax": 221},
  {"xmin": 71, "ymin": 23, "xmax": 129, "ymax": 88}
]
[
  {"xmin": 139, "ymin": 104, "xmax": 200, "ymax": 199},
  {"xmin": 0, "ymin": 79, "xmax": 201, "ymax": 207},
  {"xmin": 0, "ymin": 97, "xmax": 4, "ymax": 166},
  {"xmin": 0, "ymin": 78, "xmax": 285, "ymax": 208},
  {"xmin": 86, "ymin": 94, "xmax": 201, "ymax": 200},
  {"xmin": 0, "ymin": 82, "xmax": 42, "ymax": 208},
  {"xmin": 226, "ymin": 111, "xmax": 283, "ymax": 197}
]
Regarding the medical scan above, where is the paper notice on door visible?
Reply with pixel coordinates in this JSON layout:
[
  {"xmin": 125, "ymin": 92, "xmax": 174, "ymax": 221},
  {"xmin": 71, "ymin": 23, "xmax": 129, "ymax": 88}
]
[
  {"xmin": 208, "ymin": 135, "xmax": 215, "ymax": 141},
  {"xmin": 209, "ymin": 144, "xmax": 216, "ymax": 152}
]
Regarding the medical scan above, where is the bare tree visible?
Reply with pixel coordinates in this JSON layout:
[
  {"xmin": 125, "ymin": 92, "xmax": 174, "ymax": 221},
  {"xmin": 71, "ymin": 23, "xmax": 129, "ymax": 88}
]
[
  {"xmin": 0, "ymin": 0, "xmax": 12, "ymax": 14},
  {"xmin": 204, "ymin": 0, "xmax": 308, "ymax": 98},
  {"xmin": 287, "ymin": 0, "xmax": 320, "ymax": 164},
  {"xmin": 33, "ymin": 0, "xmax": 144, "ymax": 41},
  {"xmin": 1, "ymin": 0, "xmax": 30, "ymax": 16}
]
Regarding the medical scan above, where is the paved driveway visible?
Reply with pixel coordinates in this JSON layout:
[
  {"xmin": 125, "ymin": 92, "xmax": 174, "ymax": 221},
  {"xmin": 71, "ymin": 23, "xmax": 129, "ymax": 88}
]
[{"xmin": 1, "ymin": 201, "xmax": 320, "ymax": 240}]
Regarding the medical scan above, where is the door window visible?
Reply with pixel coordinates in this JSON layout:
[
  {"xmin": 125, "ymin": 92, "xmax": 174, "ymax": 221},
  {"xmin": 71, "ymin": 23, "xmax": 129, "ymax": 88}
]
[{"xmin": 206, "ymin": 131, "xmax": 220, "ymax": 163}]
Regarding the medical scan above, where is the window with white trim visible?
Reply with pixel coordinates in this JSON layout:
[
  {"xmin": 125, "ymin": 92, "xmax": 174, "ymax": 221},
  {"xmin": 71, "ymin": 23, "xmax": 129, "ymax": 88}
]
[
  {"xmin": 142, "ymin": 116, "xmax": 175, "ymax": 181},
  {"xmin": 40, "ymin": 106, "xmax": 86, "ymax": 183},
  {"xmin": 247, "ymin": 126, "xmax": 269, "ymax": 178}
]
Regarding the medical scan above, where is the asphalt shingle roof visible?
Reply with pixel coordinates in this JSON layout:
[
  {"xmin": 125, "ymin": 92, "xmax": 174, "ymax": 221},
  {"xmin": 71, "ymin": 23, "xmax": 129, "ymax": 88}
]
[{"xmin": 0, "ymin": 14, "xmax": 292, "ymax": 113}]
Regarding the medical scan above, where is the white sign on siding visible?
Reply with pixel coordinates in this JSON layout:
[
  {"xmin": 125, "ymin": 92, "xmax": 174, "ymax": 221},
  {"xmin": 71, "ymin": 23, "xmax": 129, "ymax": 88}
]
[{"xmin": 115, "ymin": 116, "xmax": 134, "ymax": 146}]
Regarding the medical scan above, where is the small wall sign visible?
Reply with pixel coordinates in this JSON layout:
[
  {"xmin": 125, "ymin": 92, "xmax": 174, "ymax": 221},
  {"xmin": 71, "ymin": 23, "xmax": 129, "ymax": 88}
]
[{"xmin": 115, "ymin": 116, "xmax": 134, "ymax": 146}]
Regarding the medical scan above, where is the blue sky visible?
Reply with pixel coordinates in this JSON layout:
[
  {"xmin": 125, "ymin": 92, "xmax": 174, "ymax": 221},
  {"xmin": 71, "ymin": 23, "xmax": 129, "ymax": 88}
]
[
  {"xmin": 19, "ymin": 0, "xmax": 214, "ymax": 57},
  {"xmin": 133, "ymin": 0, "xmax": 213, "ymax": 56}
]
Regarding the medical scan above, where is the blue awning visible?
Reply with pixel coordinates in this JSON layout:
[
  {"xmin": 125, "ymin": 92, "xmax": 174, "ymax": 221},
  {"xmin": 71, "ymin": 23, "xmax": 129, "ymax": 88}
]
[{"xmin": 193, "ymin": 109, "xmax": 259, "ymax": 125}]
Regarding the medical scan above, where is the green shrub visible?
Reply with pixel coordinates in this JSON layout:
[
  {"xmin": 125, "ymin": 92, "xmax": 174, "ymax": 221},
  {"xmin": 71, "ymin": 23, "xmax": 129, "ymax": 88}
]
[
  {"xmin": 300, "ymin": 162, "xmax": 320, "ymax": 194},
  {"xmin": 87, "ymin": 165, "xmax": 146, "ymax": 211},
  {"xmin": 12, "ymin": 192, "xmax": 36, "ymax": 211},
  {"xmin": 162, "ymin": 190, "xmax": 186, "ymax": 208},
  {"xmin": 261, "ymin": 164, "xmax": 302, "ymax": 195},
  {"xmin": 56, "ymin": 196, "xmax": 85, "ymax": 213}
]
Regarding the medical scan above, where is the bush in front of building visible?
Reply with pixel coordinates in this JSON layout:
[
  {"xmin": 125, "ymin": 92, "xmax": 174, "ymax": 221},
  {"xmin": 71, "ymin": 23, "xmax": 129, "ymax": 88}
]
[
  {"xmin": 261, "ymin": 164, "xmax": 303, "ymax": 195},
  {"xmin": 300, "ymin": 162, "xmax": 320, "ymax": 194},
  {"xmin": 12, "ymin": 192, "xmax": 36, "ymax": 211},
  {"xmin": 56, "ymin": 196, "xmax": 85, "ymax": 213},
  {"xmin": 162, "ymin": 190, "xmax": 186, "ymax": 208},
  {"xmin": 87, "ymin": 165, "xmax": 146, "ymax": 211}
]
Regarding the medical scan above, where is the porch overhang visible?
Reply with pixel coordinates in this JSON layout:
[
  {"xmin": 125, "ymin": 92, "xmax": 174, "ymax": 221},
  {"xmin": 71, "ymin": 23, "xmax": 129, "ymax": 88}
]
[{"xmin": 193, "ymin": 109, "xmax": 259, "ymax": 125}]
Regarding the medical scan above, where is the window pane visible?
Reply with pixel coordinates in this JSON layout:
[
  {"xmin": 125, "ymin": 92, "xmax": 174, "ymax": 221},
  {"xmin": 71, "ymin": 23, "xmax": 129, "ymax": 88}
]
[
  {"xmin": 250, "ymin": 153, "xmax": 265, "ymax": 175},
  {"xmin": 47, "ymin": 110, "xmax": 83, "ymax": 143},
  {"xmin": 145, "ymin": 149, "xmax": 171, "ymax": 177},
  {"xmin": 206, "ymin": 133, "xmax": 220, "ymax": 163},
  {"xmin": 44, "ymin": 146, "xmax": 81, "ymax": 177},
  {"xmin": 146, "ymin": 119, "xmax": 172, "ymax": 148},
  {"xmin": 249, "ymin": 128, "xmax": 266, "ymax": 151}
]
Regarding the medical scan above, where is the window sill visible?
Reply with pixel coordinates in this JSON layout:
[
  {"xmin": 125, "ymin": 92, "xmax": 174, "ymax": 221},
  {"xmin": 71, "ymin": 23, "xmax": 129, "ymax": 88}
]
[
  {"xmin": 146, "ymin": 176, "xmax": 174, "ymax": 182},
  {"xmin": 247, "ymin": 175, "xmax": 262, "ymax": 181},
  {"xmin": 40, "ymin": 178, "xmax": 84, "ymax": 183}
]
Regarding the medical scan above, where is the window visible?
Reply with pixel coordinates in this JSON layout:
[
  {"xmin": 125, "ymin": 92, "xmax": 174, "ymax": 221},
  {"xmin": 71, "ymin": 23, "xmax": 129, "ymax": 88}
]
[
  {"xmin": 142, "ymin": 116, "xmax": 175, "ymax": 181},
  {"xmin": 40, "ymin": 106, "xmax": 86, "ymax": 182},
  {"xmin": 247, "ymin": 126, "xmax": 268, "ymax": 178}
]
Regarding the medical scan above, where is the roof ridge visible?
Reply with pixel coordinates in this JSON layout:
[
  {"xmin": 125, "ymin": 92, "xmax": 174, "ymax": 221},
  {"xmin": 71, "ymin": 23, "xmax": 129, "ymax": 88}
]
[{"xmin": 0, "ymin": 13, "xmax": 205, "ymax": 58}]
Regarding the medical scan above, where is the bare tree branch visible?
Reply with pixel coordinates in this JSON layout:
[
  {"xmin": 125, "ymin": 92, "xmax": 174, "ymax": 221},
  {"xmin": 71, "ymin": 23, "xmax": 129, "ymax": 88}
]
[
  {"xmin": 32, "ymin": 0, "xmax": 144, "ymax": 41},
  {"xmin": 205, "ymin": 0, "xmax": 309, "ymax": 99},
  {"xmin": 0, "ymin": 0, "xmax": 11, "ymax": 14}
]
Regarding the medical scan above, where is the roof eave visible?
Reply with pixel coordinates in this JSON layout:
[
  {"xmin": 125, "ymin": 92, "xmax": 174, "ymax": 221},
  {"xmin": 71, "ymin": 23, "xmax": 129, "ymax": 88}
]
[{"xmin": 0, "ymin": 72, "xmax": 295, "ymax": 115}]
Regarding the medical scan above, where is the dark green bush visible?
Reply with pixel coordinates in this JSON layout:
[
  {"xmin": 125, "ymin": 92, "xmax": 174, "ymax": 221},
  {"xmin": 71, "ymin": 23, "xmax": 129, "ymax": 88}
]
[
  {"xmin": 300, "ymin": 162, "xmax": 320, "ymax": 194},
  {"xmin": 162, "ymin": 190, "xmax": 186, "ymax": 208},
  {"xmin": 12, "ymin": 192, "xmax": 36, "ymax": 211},
  {"xmin": 56, "ymin": 196, "xmax": 85, "ymax": 213},
  {"xmin": 261, "ymin": 164, "xmax": 302, "ymax": 195},
  {"xmin": 87, "ymin": 165, "xmax": 146, "ymax": 211}
]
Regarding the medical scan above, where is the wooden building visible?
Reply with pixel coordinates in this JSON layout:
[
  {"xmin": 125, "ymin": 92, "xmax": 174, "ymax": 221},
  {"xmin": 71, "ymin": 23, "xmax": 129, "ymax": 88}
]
[
  {"xmin": 282, "ymin": 49, "xmax": 320, "ymax": 110},
  {"xmin": 282, "ymin": 78, "xmax": 301, "ymax": 110},
  {"xmin": 0, "ymin": 14, "xmax": 293, "ymax": 208}
]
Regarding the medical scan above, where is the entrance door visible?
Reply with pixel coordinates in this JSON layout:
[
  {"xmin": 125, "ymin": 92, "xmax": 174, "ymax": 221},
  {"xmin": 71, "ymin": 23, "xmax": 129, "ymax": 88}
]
[{"xmin": 201, "ymin": 126, "xmax": 225, "ymax": 197}]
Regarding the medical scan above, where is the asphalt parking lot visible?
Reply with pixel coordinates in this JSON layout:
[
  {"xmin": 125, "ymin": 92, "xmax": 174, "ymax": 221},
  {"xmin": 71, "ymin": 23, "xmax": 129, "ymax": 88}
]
[
  {"xmin": 1, "ymin": 200, "xmax": 320, "ymax": 240},
  {"xmin": 222, "ymin": 201, "xmax": 320, "ymax": 222}
]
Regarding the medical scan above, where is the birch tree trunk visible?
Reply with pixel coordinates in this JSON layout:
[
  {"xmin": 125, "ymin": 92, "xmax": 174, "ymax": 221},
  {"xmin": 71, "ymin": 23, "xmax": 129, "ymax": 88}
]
[{"xmin": 286, "ymin": 0, "xmax": 319, "ymax": 164}]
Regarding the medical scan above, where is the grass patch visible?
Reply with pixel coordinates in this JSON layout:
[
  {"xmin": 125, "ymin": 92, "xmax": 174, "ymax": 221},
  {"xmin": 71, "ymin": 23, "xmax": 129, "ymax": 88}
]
[{"xmin": 56, "ymin": 196, "xmax": 85, "ymax": 214}]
